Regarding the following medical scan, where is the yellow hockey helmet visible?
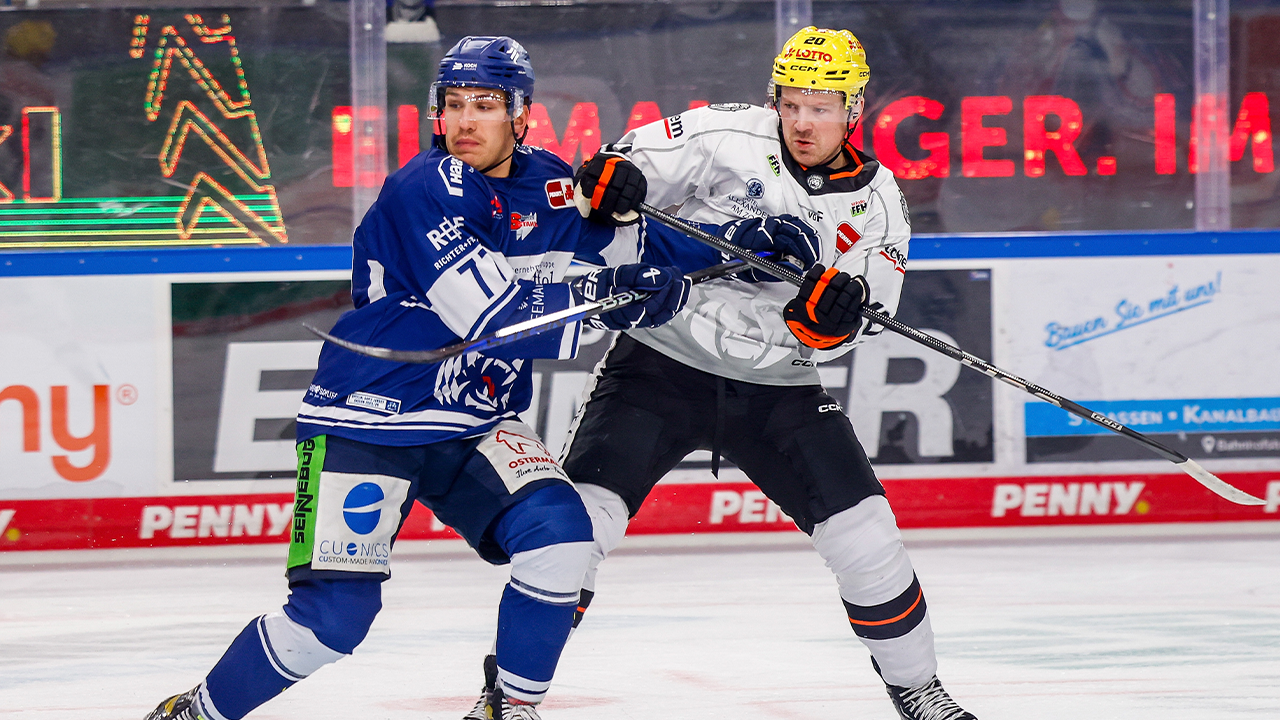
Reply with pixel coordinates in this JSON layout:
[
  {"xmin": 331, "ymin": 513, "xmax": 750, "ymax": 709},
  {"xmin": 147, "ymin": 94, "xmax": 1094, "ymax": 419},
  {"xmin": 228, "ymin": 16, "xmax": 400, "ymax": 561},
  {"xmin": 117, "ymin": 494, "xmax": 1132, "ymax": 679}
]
[{"xmin": 770, "ymin": 26, "xmax": 870, "ymax": 110}]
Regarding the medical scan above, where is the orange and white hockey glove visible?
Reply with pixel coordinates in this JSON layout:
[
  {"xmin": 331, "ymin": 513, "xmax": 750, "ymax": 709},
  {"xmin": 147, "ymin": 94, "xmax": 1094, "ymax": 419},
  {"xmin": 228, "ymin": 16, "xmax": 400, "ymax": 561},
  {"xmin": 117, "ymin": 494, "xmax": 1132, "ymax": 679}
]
[
  {"xmin": 572, "ymin": 150, "xmax": 647, "ymax": 226},
  {"xmin": 783, "ymin": 264, "xmax": 869, "ymax": 349}
]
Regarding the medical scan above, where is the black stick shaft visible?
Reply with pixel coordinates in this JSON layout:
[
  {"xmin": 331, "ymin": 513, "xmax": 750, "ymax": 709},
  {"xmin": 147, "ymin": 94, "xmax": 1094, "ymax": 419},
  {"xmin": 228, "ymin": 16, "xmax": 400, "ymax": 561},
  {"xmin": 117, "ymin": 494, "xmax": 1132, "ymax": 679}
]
[
  {"xmin": 307, "ymin": 259, "xmax": 749, "ymax": 366},
  {"xmin": 639, "ymin": 203, "xmax": 1266, "ymax": 505}
]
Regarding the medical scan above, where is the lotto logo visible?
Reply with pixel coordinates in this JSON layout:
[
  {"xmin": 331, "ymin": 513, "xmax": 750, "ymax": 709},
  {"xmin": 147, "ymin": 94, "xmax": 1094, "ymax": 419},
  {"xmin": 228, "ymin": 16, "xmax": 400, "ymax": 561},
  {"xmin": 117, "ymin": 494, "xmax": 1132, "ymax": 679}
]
[
  {"xmin": 836, "ymin": 222, "xmax": 860, "ymax": 253},
  {"xmin": 991, "ymin": 482, "xmax": 1146, "ymax": 518},
  {"xmin": 545, "ymin": 178, "xmax": 575, "ymax": 209}
]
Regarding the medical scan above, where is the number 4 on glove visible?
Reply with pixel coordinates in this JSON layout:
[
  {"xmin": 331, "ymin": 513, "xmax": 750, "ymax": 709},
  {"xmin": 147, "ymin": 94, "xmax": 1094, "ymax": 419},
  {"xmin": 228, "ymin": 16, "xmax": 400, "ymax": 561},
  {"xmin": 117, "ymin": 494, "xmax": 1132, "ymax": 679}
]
[{"xmin": 783, "ymin": 264, "xmax": 869, "ymax": 349}]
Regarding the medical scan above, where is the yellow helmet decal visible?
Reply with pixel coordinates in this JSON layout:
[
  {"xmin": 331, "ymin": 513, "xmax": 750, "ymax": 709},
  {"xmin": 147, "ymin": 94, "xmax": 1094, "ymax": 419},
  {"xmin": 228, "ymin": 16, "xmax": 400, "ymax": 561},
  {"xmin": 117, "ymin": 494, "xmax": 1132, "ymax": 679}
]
[{"xmin": 772, "ymin": 26, "xmax": 870, "ymax": 109}]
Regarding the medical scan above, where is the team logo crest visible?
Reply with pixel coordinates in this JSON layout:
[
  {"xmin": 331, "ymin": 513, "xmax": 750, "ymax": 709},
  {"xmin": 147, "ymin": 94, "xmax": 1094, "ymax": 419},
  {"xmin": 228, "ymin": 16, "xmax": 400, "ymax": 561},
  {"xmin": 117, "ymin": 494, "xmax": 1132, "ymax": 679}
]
[
  {"xmin": 434, "ymin": 354, "xmax": 522, "ymax": 413},
  {"xmin": 510, "ymin": 211, "xmax": 538, "ymax": 240},
  {"xmin": 807, "ymin": 175, "xmax": 824, "ymax": 190},
  {"xmin": 746, "ymin": 178, "xmax": 764, "ymax": 198}
]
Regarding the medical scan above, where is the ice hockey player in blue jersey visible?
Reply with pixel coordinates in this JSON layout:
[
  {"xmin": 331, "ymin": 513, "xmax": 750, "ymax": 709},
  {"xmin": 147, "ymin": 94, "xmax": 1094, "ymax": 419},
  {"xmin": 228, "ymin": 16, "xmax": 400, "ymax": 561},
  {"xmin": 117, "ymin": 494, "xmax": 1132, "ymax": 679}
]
[{"xmin": 141, "ymin": 35, "xmax": 797, "ymax": 720}]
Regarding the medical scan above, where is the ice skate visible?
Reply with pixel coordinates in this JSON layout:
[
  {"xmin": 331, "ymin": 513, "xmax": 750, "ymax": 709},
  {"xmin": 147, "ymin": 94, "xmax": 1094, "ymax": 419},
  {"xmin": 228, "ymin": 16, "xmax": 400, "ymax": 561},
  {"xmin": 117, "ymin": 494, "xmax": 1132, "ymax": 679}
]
[
  {"xmin": 480, "ymin": 686, "xmax": 542, "ymax": 720},
  {"xmin": 874, "ymin": 659, "xmax": 976, "ymax": 720},
  {"xmin": 462, "ymin": 654, "xmax": 498, "ymax": 720},
  {"xmin": 143, "ymin": 687, "xmax": 206, "ymax": 720}
]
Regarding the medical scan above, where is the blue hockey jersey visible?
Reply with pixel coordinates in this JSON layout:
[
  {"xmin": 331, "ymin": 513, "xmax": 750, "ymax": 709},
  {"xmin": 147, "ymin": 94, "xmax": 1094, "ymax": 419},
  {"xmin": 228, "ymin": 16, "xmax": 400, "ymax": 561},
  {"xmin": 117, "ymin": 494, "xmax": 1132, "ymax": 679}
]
[{"xmin": 297, "ymin": 143, "xmax": 718, "ymax": 447}]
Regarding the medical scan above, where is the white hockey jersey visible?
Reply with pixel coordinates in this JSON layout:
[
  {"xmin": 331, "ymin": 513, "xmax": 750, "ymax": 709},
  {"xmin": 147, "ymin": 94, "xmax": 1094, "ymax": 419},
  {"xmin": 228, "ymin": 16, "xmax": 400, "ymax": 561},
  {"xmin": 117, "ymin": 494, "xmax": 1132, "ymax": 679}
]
[{"xmin": 617, "ymin": 104, "xmax": 911, "ymax": 386}]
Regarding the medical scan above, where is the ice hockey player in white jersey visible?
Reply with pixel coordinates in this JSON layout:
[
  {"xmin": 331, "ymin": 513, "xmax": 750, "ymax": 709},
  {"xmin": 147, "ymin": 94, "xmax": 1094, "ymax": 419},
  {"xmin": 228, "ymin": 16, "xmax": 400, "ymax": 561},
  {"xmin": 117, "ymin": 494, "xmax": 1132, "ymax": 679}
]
[{"xmin": 466, "ymin": 26, "xmax": 978, "ymax": 720}]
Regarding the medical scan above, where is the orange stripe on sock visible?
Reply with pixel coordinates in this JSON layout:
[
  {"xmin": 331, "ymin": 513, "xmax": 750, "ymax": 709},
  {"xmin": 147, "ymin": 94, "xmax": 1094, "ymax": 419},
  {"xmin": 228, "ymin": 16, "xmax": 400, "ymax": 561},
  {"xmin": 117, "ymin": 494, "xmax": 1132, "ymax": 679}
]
[{"xmin": 847, "ymin": 587, "xmax": 923, "ymax": 627}]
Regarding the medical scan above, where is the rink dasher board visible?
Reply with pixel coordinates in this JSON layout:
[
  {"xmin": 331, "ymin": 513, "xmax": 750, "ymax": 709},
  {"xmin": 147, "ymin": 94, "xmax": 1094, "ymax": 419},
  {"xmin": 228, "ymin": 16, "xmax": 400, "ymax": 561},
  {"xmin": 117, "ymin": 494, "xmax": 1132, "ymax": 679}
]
[
  {"xmin": 1, "ymin": 241, "xmax": 1279, "ymax": 551},
  {"xmin": 0, "ymin": 472, "xmax": 1277, "ymax": 552}
]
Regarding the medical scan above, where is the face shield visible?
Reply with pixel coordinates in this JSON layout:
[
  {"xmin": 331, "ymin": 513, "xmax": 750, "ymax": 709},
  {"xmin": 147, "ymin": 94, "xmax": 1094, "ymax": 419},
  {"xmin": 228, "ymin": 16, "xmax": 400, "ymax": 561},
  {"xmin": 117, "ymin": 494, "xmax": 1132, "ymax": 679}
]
[
  {"xmin": 772, "ymin": 85, "xmax": 862, "ymax": 128},
  {"xmin": 428, "ymin": 84, "xmax": 525, "ymax": 127}
]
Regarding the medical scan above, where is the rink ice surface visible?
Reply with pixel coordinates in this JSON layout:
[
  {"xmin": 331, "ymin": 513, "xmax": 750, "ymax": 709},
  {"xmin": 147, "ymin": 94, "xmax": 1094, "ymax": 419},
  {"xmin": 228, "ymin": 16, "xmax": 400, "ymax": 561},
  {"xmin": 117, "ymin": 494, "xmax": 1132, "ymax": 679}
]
[{"xmin": 3, "ymin": 529, "xmax": 1280, "ymax": 720}]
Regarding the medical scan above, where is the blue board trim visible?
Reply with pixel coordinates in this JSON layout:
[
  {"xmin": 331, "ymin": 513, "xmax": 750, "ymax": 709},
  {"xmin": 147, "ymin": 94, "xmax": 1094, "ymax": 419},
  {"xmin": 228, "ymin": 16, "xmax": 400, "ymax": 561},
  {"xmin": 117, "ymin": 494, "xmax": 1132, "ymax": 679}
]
[
  {"xmin": 1, "ymin": 229, "xmax": 1278, "ymax": 277},
  {"xmin": 0, "ymin": 245, "xmax": 354, "ymax": 277}
]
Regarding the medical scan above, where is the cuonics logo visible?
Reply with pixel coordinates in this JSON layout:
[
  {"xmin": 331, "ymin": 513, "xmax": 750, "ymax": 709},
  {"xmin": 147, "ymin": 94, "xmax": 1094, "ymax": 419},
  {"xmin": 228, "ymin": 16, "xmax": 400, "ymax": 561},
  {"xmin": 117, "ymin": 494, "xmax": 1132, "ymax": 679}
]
[{"xmin": 342, "ymin": 482, "xmax": 386, "ymax": 535}]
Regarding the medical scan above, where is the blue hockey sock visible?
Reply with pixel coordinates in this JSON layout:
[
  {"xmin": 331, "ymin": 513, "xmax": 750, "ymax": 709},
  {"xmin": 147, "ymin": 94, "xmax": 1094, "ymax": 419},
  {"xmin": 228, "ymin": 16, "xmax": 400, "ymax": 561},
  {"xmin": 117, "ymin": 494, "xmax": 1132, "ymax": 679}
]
[
  {"xmin": 494, "ymin": 582, "xmax": 576, "ymax": 701},
  {"xmin": 201, "ymin": 616, "xmax": 299, "ymax": 720}
]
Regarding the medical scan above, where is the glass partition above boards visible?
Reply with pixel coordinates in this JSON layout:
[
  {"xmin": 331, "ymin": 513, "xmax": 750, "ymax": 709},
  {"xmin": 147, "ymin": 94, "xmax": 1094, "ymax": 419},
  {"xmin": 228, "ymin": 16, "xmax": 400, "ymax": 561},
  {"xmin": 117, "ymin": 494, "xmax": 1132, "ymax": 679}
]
[
  {"xmin": 0, "ymin": 6, "xmax": 351, "ymax": 250},
  {"xmin": 2, "ymin": 1, "xmax": 1276, "ymax": 252},
  {"xmin": 418, "ymin": 0, "xmax": 1278, "ymax": 234}
]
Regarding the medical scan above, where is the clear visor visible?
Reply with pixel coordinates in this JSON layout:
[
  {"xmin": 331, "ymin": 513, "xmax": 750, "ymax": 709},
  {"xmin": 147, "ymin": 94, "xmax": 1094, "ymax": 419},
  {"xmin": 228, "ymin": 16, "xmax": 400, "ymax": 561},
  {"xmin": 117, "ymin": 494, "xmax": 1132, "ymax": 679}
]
[
  {"xmin": 771, "ymin": 83, "xmax": 863, "ymax": 125},
  {"xmin": 428, "ymin": 83, "xmax": 525, "ymax": 124}
]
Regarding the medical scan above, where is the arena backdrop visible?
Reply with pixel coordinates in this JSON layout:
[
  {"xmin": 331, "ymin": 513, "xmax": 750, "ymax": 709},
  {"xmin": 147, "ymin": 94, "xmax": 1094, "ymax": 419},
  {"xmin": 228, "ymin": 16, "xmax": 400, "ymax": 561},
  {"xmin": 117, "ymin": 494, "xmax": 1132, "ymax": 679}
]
[
  {"xmin": 1, "ymin": 254, "xmax": 1277, "ymax": 550},
  {"xmin": 0, "ymin": 1, "xmax": 1276, "ymax": 253}
]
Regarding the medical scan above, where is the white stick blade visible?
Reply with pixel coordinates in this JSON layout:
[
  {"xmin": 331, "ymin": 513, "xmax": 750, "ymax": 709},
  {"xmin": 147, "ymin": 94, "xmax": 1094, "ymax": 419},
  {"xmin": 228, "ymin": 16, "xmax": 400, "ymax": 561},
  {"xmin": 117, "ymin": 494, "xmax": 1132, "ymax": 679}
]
[{"xmin": 1176, "ymin": 459, "xmax": 1267, "ymax": 505}]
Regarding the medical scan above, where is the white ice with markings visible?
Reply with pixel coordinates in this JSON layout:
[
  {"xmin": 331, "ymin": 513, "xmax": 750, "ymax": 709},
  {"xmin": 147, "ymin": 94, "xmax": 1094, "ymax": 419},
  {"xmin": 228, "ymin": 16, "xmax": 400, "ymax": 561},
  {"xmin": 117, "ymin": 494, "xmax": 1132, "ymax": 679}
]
[{"xmin": 2, "ymin": 528, "xmax": 1279, "ymax": 719}]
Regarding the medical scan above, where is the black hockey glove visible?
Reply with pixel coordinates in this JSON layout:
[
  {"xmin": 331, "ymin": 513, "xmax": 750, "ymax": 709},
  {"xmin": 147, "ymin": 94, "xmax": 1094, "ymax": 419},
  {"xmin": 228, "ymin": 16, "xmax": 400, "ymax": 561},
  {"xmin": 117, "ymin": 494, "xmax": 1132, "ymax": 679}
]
[
  {"xmin": 718, "ymin": 214, "xmax": 820, "ymax": 282},
  {"xmin": 782, "ymin": 264, "xmax": 869, "ymax": 349},
  {"xmin": 569, "ymin": 264, "xmax": 691, "ymax": 330},
  {"xmin": 573, "ymin": 150, "xmax": 647, "ymax": 227}
]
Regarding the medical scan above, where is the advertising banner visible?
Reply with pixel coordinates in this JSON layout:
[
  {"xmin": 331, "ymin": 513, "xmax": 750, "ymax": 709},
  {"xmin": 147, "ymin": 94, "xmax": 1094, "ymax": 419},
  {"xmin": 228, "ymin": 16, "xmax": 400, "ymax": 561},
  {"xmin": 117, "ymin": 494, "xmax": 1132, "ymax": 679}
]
[
  {"xmin": 2, "ymin": 252, "xmax": 1279, "ymax": 551},
  {"xmin": 0, "ymin": 275, "xmax": 161, "ymax": 500}
]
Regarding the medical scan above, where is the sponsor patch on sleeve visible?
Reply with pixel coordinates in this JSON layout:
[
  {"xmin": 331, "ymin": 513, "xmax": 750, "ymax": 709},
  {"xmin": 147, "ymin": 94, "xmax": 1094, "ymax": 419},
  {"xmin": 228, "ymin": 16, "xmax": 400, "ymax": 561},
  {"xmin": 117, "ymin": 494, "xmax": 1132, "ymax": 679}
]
[
  {"xmin": 663, "ymin": 114, "xmax": 684, "ymax": 139},
  {"xmin": 879, "ymin": 245, "xmax": 908, "ymax": 274},
  {"xmin": 835, "ymin": 222, "xmax": 861, "ymax": 254},
  {"xmin": 438, "ymin": 156, "xmax": 466, "ymax": 197},
  {"xmin": 545, "ymin": 178, "xmax": 575, "ymax": 209}
]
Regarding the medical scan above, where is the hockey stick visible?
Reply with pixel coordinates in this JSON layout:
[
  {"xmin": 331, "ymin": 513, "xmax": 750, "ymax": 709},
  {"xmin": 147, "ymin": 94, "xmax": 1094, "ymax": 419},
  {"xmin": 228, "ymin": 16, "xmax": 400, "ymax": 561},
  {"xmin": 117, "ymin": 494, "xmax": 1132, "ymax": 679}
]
[
  {"xmin": 638, "ymin": 202, "xmax": 1266, "ymax": 506},
  {"xmin": 303, "ymin": 259, "xmax": 750, "ymax": 366}
]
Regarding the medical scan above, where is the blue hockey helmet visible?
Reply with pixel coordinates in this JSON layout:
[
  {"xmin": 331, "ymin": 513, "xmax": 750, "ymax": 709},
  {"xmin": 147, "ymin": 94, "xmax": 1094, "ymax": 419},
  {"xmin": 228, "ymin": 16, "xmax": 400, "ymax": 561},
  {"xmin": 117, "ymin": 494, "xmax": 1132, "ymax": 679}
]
[{"xmin": 431, "ymin": 36, "xmax": 535, "ymax": 119}]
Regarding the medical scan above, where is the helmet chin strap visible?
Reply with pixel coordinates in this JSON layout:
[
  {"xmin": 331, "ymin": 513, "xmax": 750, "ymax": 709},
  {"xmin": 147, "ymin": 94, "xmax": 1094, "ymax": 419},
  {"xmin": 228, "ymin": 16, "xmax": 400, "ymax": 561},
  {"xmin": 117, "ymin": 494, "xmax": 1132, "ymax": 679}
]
[
  {"xmin": 812, "ymin": 110, "xmax": 863, "ymax": 169},
  {"xmin": 476, "ymin": 117, "xmax": 530, "ymax": 175}
]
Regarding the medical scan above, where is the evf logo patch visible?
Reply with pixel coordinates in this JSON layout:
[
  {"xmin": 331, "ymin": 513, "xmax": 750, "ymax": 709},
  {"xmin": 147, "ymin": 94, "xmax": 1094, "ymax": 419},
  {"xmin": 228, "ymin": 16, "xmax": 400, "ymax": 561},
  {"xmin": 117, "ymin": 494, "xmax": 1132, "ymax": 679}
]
[
  {"xmin": 767, "ymin": 154, "xmax": 781, "ymax": 176},
  {"xmin": 836, "ymin": 222, "xmax": 861, "ymax": 253},
  {"xmin": 850, "ymin": 200, "xmax": 867, "ymax": 217},
  {"xmin": 545, "ymin": 178, "xmax": 575, "ymax": 209},
  {"xmin": 663, "ymin": 115, "xmax": 684, "ymax": 139}
]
